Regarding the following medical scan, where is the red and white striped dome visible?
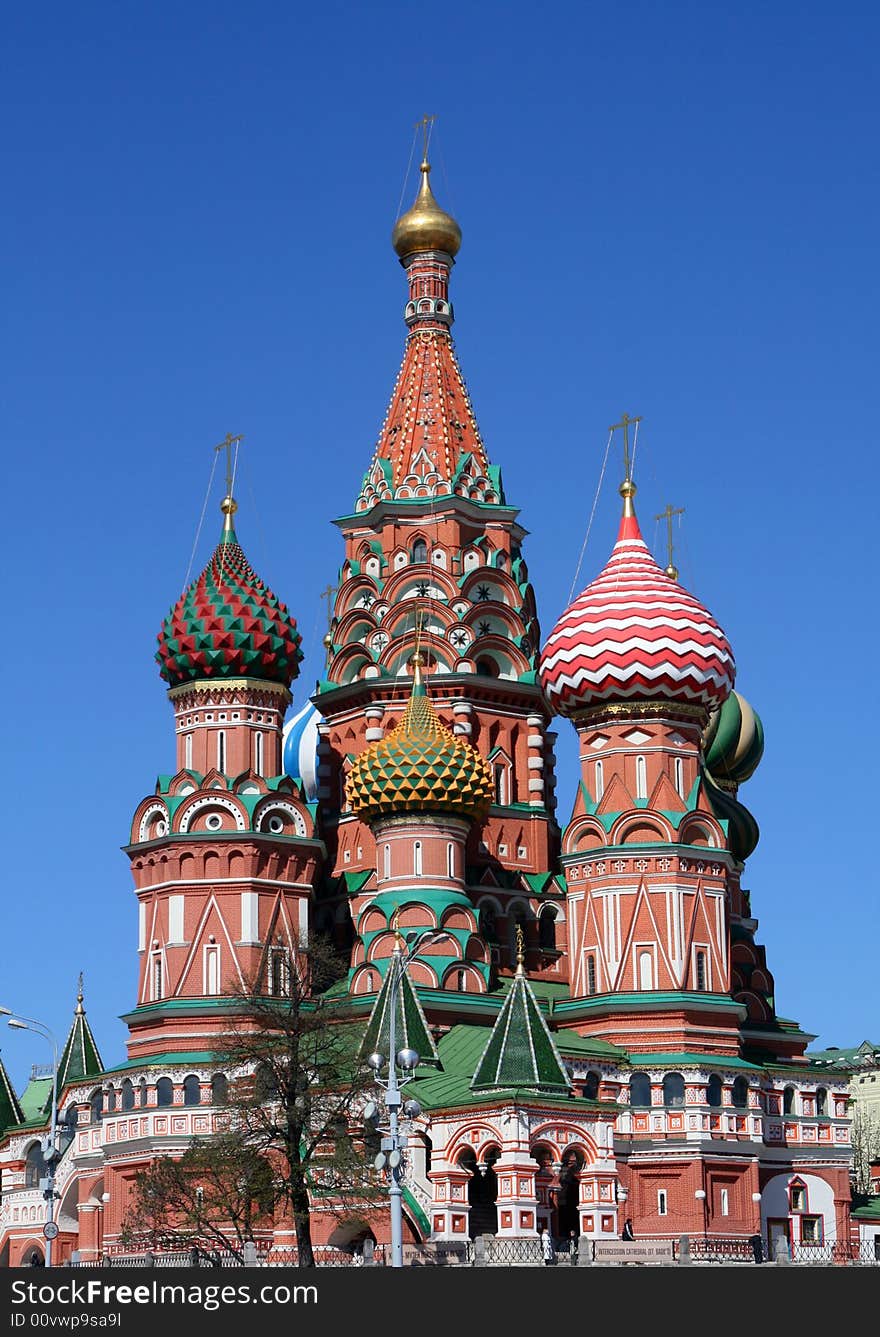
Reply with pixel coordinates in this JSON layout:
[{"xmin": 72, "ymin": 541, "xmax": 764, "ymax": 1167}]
[{"xmin": 539, "ymin": 498, "xmax": 735, "ymax": 716}]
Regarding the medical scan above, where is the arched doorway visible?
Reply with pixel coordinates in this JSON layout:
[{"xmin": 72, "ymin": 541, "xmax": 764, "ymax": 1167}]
[
  {"xmin": 531, "ymin": 1143, "xmax": 556, "ymax": 1233},
  {"xmin": 557, "ymin": 1148, "xmax": 585, "ymax": 1239},
  {"xmin": 456, "ymin": 1145, "xmax": 499, "ymax": 1238}
]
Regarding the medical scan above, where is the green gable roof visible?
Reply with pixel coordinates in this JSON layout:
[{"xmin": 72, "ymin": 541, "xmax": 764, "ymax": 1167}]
[{"xmin": 471, "ymin": 962, "xmax": 571, "ymax": 1095}]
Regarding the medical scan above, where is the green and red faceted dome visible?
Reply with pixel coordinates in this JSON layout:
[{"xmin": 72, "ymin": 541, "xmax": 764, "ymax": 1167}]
[
  {"xmin": 156, "ymin": 499, "xmax": 303, "ymax": 689},
  {"xmin": 539, "ymin": 484, "xmax": 735, "ymax": 716}
]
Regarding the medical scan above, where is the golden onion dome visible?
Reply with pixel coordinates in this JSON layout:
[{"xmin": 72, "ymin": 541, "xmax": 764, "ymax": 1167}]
[
  {"xmin": 392, "ymin": 159, "xmax": 462, "ymax": 259},
  {"xmin": 346, "ymin": 660, "xmax": 491, "ymax": 823}
]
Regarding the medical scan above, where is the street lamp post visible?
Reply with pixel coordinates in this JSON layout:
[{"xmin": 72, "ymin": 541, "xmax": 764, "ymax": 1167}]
[
  {"xmin": 365, "ymin": 930, "xmax": 447, "ymax": 1269},
  {"xmin": 694, "ymin": 1188, "xmax": 708, "ymax": 1248},
  {"xmin": 5, "ymin": 1013, "xmax": 60, "ymax": 1267}
]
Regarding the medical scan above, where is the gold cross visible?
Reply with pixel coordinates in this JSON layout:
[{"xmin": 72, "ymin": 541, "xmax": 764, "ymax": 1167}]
[
  {"xmin": 214, "ymin": 433, "xmax": 244, "ymax": 497},
  {"xmin": 609, "ymin": 413, "xmax": 642, "ymax": 484},
  {"xmin": 415, "ymin": 113, "xmax": 436, "ymax": 161},
  {"xmin": 655, "ymin": 503, "xmax": 685, "ymax": 579}
]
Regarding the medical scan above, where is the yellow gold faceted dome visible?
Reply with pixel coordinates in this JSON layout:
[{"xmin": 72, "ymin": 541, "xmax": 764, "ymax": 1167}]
[
  {"xmin": 392, "ymin": 159, "xmax": 462, "ymax": 259},
  {"xmin": 346, "ymin": 662, "xmax": 491, "ymax": 823}
]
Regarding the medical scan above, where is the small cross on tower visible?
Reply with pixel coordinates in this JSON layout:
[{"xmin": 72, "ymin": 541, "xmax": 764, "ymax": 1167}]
[{"xmin": 655, "ymin": 503, "xmax": 685, "ymax": 580}]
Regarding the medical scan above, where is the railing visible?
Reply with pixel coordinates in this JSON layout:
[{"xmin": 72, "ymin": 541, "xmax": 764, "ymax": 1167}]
[
  {"xmin": 70, "ymin": 1235, "xmax": 880, "ymax": 1268},
  {"xmin": 689, "ymin": 1237, "xmax": 755, "ymax": 1263}
]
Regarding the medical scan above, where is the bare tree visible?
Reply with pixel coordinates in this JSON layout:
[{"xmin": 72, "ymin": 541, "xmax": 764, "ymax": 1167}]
[
  {"xmin": 122, "ymin": 1136, "xmax": 276, "ymax": 1261},
  {"xmin": 124, "ymin": 938, "xmax": 382, "ymax": 1267},
  {"xmin": 850, "ymin": 1103, "xmax": 880, "ymax": 1196}
]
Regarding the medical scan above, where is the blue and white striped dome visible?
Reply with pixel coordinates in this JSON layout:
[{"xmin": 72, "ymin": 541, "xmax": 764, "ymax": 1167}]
[{"xmin": 282, "ymin": 702, "xmax": 321, "ymax": 800}]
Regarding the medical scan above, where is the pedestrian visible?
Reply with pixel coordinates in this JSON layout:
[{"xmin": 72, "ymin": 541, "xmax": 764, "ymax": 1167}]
[
  {"xmin": 621, "ymin": 1218, "xmax": 635, "ymax": 1241},
  {"xmin": 568, "ymin": 1229, "xmax": 578, "ymax": 1266},
  {"xmin": 540, "ymin": 1226, "xmax": 556, "ymax": 1265}
]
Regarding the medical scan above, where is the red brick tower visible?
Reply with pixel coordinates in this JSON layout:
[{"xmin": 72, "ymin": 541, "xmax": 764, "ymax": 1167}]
[
  {"xmin": 315, "ymin": 152, "xmax": 564, "ymax": 988},
  {"xmin": 124, "ymin": 485, "xmax": 322, "ymax": 1061}
]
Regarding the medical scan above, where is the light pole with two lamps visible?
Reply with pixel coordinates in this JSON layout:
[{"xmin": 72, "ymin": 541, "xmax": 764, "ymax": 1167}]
[
  {"xmin": 363, "ymin": 928, "xmax": 448, "ymax": 1268},
  {"xmin": 0, "ymin": 1008, "xmax": 61, "ymax": 1267}
]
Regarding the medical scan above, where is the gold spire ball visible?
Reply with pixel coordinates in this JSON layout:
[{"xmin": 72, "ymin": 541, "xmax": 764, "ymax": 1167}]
[{"xmin": 392, "ymin": 156, "xmax": 462, "ymax": 259}]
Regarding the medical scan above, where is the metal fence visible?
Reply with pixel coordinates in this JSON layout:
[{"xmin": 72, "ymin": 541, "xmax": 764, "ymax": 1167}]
[{"xmin": 71, "ymin": 1234, "xmax": 880, "ymax": 1268}]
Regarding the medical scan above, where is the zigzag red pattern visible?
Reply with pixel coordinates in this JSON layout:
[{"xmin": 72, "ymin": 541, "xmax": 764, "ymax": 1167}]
[{"xmin": 539, "ymin": 511, "xmax": 735, "ymax": 715}]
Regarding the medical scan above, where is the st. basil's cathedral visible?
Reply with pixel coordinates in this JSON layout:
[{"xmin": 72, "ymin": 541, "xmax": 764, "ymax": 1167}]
[{"xmin": 0, "ymin": 149, "xmax": 854, "ymax": 1265}]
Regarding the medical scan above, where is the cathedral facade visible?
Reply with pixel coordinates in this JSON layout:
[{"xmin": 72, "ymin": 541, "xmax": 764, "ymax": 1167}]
[{"xmin": 0, "ymin": 153, "xmax": 853, "ymax": 1266}]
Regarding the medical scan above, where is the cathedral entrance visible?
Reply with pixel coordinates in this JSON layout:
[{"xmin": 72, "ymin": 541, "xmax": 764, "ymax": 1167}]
[
  {"xmin": 556, "ymin": 1148, "xmax": 584, "ymax": 1239},
  {"xmin": 456, "ymin": 1145, "xmax": 500, "ymax": 1238}
]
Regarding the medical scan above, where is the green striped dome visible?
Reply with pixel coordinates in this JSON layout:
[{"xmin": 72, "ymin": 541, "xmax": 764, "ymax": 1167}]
[{"xmin": 703, "ymin": 690, "xmax": 764, "ymax": 788}]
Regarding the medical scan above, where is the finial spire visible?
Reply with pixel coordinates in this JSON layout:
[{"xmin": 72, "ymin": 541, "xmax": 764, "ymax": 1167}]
[
  {"xmin": 515, "ymin": 924, "xmax": 525, "ymax": 975},
  {"xmin": 610, "ymin": 412, "xmax": 642, "ymax": 517},
  {"xmin": 215, "ymin": 433, "xmax": 244, "ymax": 536},
  {"xmin": 75, "ymin": 971, "xmax": 84, "ymax": 1014},
  {"xmin": 656, "ymin": 503, "xmax": 685, "ymax": 580}
]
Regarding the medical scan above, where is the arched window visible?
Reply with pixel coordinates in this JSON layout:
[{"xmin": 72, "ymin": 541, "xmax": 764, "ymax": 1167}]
[
  {"xmin": 476, "ymin": 657, "xmax": 498, "ymax": 678},
  {"xmin": 269, "ymin": 947, "xmax": 290, "ymax": 997},
  {"xmin": 663, "ymin": 1072, "xmax": 685, "ymax": 1107},
  {"xmin": 138, "ymin": 1078, "xmax": 148, "ymax": 1109},
  {"xmin": 493, "ymin": 765, "xmax": 507, "ymax": 806},
  {"xmin": 594, "ymin": 760, "xmax": 604, "ymax": 802},
  {"xmin": 413, "ymin": 841, "xmax": 423, "ymax": 876},
  {"xmin": 707, "ymin": 1074, "xmax": 723, "ymax": 1107},
  {"xmin": 183, "ymin": 1075, "xmax": 201, "ymax": 1106},
  {"xmin": 217, "ymin": 730, "xmax": 226, "ymax": 773},
  {"xmin": 586, "ymin": 953, "xmax": 597, "ymax": 995},
  {"xmin": 412, "ymin": 539, "xmax": 427, "ymax": 564},
  {"xmin": 211, "ymin": 1073, "xmax": 228, "ymax": 1105},
  {"xmin": 479, "ymin": 905, "xmax": 498, "ymax": 943},
  {"xmin": 184, "ymin": 733, "xmax": 193, "ymax": 769},
  {"xmin": 816, "ymin": 1086, "xmax": 828, "ymax": 1117},
  {"xmin": 25, "ymin": 1144, "xmax": 46, "ymax": 1189},
  {"xmin": 254, "ymin": 732, "xmax": 264, "ymax": 776},
  {"xmin": 121, "ymin": 1079, "xmax": 134, "ymax": 1112},
  {"xmin": 630, "ymin": 1072, "xmax": 652, "ymax": 1107},
  {"xmin": 674, "ymin": 756, "xmax": 684, "ymax": 798},
  {"xmin": 582, "ymin": 1071, "xmax": 600, "ymax": 1101},
  {"xmin": 539, "ymin": 908, "xmax": 557, "ymax": 951},
  {"xmin": 384, "ymin": 844, "xmax": 391, "ymax": 880},
  {"xmin": 635, "ymin": 756, "xmax": 647, "ymax": 800},
  {"xmin": 205, "ymin": 945, "xmax": 220, "ymax": 996},
  {"xmin": 637, "ymin": 949, "xmax": 653, "ymax": 990},
  {"xmin": 783, "ymin": 1085, "xmax": 796, "ymax": 1114},
  {"xmin": 61, "ymin": 1104, "xmax": 79, "ymax": 1144},
  {"xmin": 732, "ymin": 1076, "xmax": 749, "ymax": 1109},
  {"xmin": 105, "ymin": 1085, "xmax": 117, "ymax": 1114},
  {"xmin": 156, "ymin": 1077, "xmax": 173, "ymax": 1108},
  {"xmin": 447, "ymin": 843, "xmax": 455, "ymax": 879},
  {"xmin": 89, "ymin": 1089, "xmax": 103, "ymax": 1124}
]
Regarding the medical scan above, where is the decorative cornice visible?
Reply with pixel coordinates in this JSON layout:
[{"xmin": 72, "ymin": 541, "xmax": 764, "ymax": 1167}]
[{"xmin": 168, "ymin": 678, "xmax": 292, "ymax": 703}]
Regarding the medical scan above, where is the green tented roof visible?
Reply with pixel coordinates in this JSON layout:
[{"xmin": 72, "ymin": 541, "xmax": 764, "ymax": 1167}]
[
  {"xmin": 57, "ymin": 993, "xmax": 104, "ymax": 1089},
  {"xmin": 471, "ymin": 966, "xmax": 571, "ymax": 1094},
  {"xmin": 851, "ymin": 1197, "xmax": 880, "ymax": 1221},
  {"xmin": 359, "ymin": 952, "xmax": 440, "ymax": 1070},
  {"xmin": 0, "ymin": 1056, "xmax": 24, "ymax": 1131}
]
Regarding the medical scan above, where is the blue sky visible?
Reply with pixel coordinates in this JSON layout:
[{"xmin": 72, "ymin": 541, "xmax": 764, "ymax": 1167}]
[{"xmin": 1, "ymin": 1, "xmax": 877, "ymax": 1089}]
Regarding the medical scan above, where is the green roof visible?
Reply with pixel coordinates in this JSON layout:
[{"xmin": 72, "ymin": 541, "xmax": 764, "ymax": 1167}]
[
  {"xmin": 18, "ymin": 1075, "xmax": 53, "ymax": 1123},
  {"xmin": 0, "ymin": 1056, "xmax": 24, "ymax": 1131},
  {"xmin": 408, "ymin": 1026, "xmax": 589, "ymax": 1112},
  {"xmin": 57, "ymin": 992, "xmax": 103, "ymax": 1089},
  {"xmin": 471, "ymin": 964, "xmax": 571, "ymax": 1094},
  {"xmin": 851, "ymin": 1197, "xmax": 880, "ymax": 1221},
  {"xmin": 359, "ymin": 948, "xmax": 440, "ymax": 1070}
]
